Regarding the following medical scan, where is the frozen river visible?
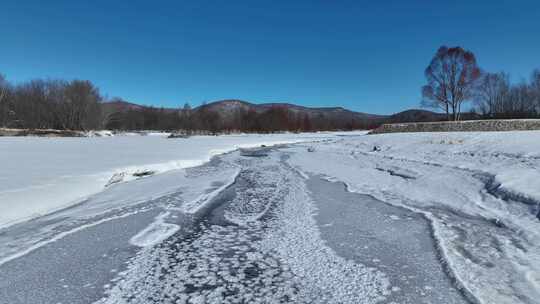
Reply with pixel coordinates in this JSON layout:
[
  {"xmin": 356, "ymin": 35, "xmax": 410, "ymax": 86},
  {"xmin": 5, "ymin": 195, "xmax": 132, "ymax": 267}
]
[{"xmin": 0, "ymin": 144, "xmax": 471, "ymax": 303}]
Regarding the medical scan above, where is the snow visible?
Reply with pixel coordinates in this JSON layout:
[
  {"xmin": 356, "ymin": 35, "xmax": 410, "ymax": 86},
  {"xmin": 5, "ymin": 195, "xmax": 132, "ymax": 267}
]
[
  {"xmin": 287, "ymin": 130, "xmax": 540, "ymax": 304},
  {"xmin": 5, "ymin": 129, "xmax": 536, "ymax": 303},
  {"xmin": 0, "ymin": 132, "xmax": 344, "ymax": 229},
  {"xmin": 4, "ymin": 129, "xmax": 535, "ymax": 303},
  {"xmin": 0, "ymin": 153, "xmax": 240, "ymax": 267}
]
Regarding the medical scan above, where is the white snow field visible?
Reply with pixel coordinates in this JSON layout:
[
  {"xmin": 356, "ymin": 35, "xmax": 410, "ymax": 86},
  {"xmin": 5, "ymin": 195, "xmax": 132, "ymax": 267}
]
[
  {"xmin": 288, "ymin": 130, "xmax": 540, "ymax": 304},
  {"xmin": 0, "ymin": 132, "xmax": 347, "ymax": 228}
]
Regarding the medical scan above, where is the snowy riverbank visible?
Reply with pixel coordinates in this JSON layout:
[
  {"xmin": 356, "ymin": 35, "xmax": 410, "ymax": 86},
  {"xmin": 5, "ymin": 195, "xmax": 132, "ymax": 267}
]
[
  {"xmin": 288, "ymin": 130, "xmax": 540, "ymax": 304},
  {"xmin": 0, "ymin": 132, "xmax": 351, "ymax": 228}
]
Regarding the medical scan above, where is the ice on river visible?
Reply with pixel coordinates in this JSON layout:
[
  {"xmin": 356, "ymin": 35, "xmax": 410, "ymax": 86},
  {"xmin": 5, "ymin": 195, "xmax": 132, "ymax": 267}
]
[
  {"xmin": 97, "ymin": 152, "xmax": 391, "ymax": 304},
  {"xmin": 129, "ymin": 212, "xmax": 180, "ymax": 247}
]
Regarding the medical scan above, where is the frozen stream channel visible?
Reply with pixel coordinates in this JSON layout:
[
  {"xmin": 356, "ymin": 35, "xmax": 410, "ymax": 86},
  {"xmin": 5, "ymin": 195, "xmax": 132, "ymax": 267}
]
[{"xmin": 0, "ymin": 145, "xmax": 471, "ymax": 304}]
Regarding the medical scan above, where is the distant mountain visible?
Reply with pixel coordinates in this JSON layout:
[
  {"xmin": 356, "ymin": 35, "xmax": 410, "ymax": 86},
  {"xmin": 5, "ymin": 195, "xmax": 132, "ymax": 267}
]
[
  {"xmin": 197, "ymin": 99, "xmax": 386, "ymax": 122},
  {"xmin": 102, "ymin": 100, "xmax": 146, "ymax": 112},
  {"xmin": 388, "ymin": 109, "xmax": 481, "ymax": 123},
  {"xmin": 388, "ymin": 109, "xmax": 447, "ymax": 123},
  {"xmin": 102, "ymin": 100, "xmax": 178, "ymax": 113},
  {"xmin": 101, "ymin": 99, "xmax": 454, "ymax": 130}
]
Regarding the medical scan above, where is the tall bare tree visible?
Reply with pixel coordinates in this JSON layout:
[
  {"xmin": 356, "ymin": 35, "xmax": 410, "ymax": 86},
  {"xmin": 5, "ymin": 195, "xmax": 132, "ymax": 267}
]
[
  {"xmin": 61, "ymin": 80, "xmax": 102, "ymax": 130},
  {"xmin": 474, "ymin": 72, "xmax": 510, "ymax": 117},
  {"xmin": 0, "ymin": 74, "xmax": 7, "ymax": 105},
  {"xmin": 532, "ymin": 69, "xmax": 540, "ymax": 114},
  {"xmin": 421, "ymin": 46, "xmax": 481, "ymax": 121},
  {"xmin": 180, "ymin": 102, "xmax": 193, "ymax": 131},
  {"xmin": 506, "ymin": 82, "xmax": 537, "ymax": 118},
  {"xmin": 0, "ymin": 74, "xmax": 9, "ymax": 127}
]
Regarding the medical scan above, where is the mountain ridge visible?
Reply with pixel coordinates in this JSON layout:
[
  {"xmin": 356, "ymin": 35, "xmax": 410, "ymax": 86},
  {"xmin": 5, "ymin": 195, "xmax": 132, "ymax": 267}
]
[{"xmin": 103, "ymin": 99, "xmax": 452, "ymax": 126}]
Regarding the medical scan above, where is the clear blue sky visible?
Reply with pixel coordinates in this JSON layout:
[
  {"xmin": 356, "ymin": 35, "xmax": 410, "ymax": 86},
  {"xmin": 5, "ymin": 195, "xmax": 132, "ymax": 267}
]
[{"xmin": 1, "ymin": 1, "xmax": 539, "ymax": 114}]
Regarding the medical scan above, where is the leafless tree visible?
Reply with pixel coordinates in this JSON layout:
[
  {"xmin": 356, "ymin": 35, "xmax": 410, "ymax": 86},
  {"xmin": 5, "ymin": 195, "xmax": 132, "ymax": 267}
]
[
  {"xmin": 474, "ymin": 72, "xmax": 510, "ymax": 117},
  {"xmin": 0, "ymin": 74, "xmax": 7, "ymax": 105},
  {"xmin": 506, "ymin": 83, "xmax": 536, "ymax": 118},
  {"xmin": 100, "ymin": 97, "xmax": 125, "ymax": 129},
  {"xmin": 12, "ymin": 80, "xmax": 49, "ymax": 128},
  {"xmin": 421, "ymin": 46, "xmax": 482, "ymax": 121},
  {"xmin": 61, "ymin": 80, "xmax": 102, "ymax": 130},
  {"xmin": 473, "ymin": 68, "xmax": 540, "ymax": 118},
  {"xmin": 531, "ymin": 69, "xmax": 540, "ymax": 113},
  {"xmin": 0, "ymin": 74, "xmax": 11, "ymax": 127},
  {"xmin": 179, "ymin": 102, "xmax": 193, "ymax": 131}
]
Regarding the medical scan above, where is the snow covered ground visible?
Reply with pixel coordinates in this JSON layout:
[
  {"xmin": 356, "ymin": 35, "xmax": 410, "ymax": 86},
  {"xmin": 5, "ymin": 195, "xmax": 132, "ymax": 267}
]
[
  {"xmin": 1, "ymin": 130, "xmax": 539, "ymax": 303},
  {"xmin": 0, "ymin": 132, "xmax": 347, "ymax": 228},
  {"xmin": 288, "ymin": 131, "xmax": 540, "ymax": 304}
]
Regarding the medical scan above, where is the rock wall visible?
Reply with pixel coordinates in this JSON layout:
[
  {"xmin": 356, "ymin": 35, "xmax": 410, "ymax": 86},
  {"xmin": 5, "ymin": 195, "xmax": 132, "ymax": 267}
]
[
  {"xmin": 369, "ymin": 119, "xmax": 540, "ymax": 134},
  {"xmin": 0, "ymin": 128, "xmax": 85, "ymax": 137}
]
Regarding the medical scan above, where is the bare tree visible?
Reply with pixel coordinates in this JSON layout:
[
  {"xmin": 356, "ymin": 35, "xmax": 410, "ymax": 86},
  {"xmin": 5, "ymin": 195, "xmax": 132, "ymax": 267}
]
[
  {"xmin": 100, "ymin": 97, "xmax": 122, "ymax": 129},
  {"xmin": 61, "ymin": 80, "xmax": 102, "ymax": 130},
  {"xmin": 473, "ymin": 69, "xmax": 540, "ymax": 118},
  {"xmin": 0, "ymin": 74, "xmax": 10, "ymax": 127},
  {"xmin": 179, "ymin": 102, "xmax": 193, "ymax": 131},
  {"xmin": 0, "ymin": 74, "xmax": 7, "ymax": 105},
  {"xmin": 505, "ymin": 82, "xmax": 536, "ymax": 118},
  {"xmin": 13, "ymin": 80, "xmax": 49, "ymax": 128},
  {"xmin": 421, "ymin": 46, "xmax": 482, "ymax": 121},
  {"xmin": 302, "ymin": 113, "xmax": 312, "ymax": 132},
  {"xmin": 474, "ymin": 72, "xmax": 510, "ymax": 117},
  {"xmin": 532, "ymin": 69, "xmax": 540, "ymax": 114}
]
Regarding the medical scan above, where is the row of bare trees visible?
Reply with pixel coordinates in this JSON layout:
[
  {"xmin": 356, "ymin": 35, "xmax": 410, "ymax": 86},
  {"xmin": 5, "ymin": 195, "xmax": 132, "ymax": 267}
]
[
  {"xmin": 0, "ymin": 75, "xmax": 102, "ymax": 130},
  {"xmin": 103, "ymin": 102, "xmax": 368, "ymax": 134},
  {"xmin": 191, "ymin": 105, "xmax": 374, "ymax": 133},
  {"xmin": 104, "ymin": 105, "xmax": 286, "ymax": 133},
  {"xmin": 421, "ymin": 46, "xmax": 540, "ymax": 120},
  {"xmin": 104, "ymin": 104, "xmax": 182, "ymax": 131},
  {"xmin": 474, "ymin": 70, "xmax": 540, "ymax": 118},
  {"xmin": 1, "ymin": 73, "xmax": 367, "ymax": 132}
]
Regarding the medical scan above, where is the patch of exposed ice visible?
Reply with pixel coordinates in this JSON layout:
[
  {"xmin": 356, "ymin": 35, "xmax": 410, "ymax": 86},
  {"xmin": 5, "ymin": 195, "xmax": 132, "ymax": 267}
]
[
  {"xmin": 181, "ymin": 167, "xmax": 241, "ymax": 214},
  {"xmin": 129, "ymin": 212, "xmax": 180, "ymax": 247},
  {"xmin": 0, "ymin": 210, "xmax": 141, "ymax": 267}
]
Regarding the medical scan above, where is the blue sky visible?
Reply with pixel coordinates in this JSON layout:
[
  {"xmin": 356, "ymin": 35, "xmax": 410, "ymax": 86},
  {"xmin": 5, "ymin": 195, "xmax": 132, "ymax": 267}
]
[{"xmin": 1, "ymin": 1, "xmax": 539, "ymax": 114}]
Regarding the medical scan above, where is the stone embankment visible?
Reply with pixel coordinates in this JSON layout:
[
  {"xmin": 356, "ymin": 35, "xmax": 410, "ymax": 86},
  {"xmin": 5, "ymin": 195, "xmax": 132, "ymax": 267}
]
[
  {"xmin": 0, "ymin": 128, "xmax": 85, "ymax": 137},
  {"xmin": 369, "ymin": 119, "xmax": 540, "ymax": 134}
]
